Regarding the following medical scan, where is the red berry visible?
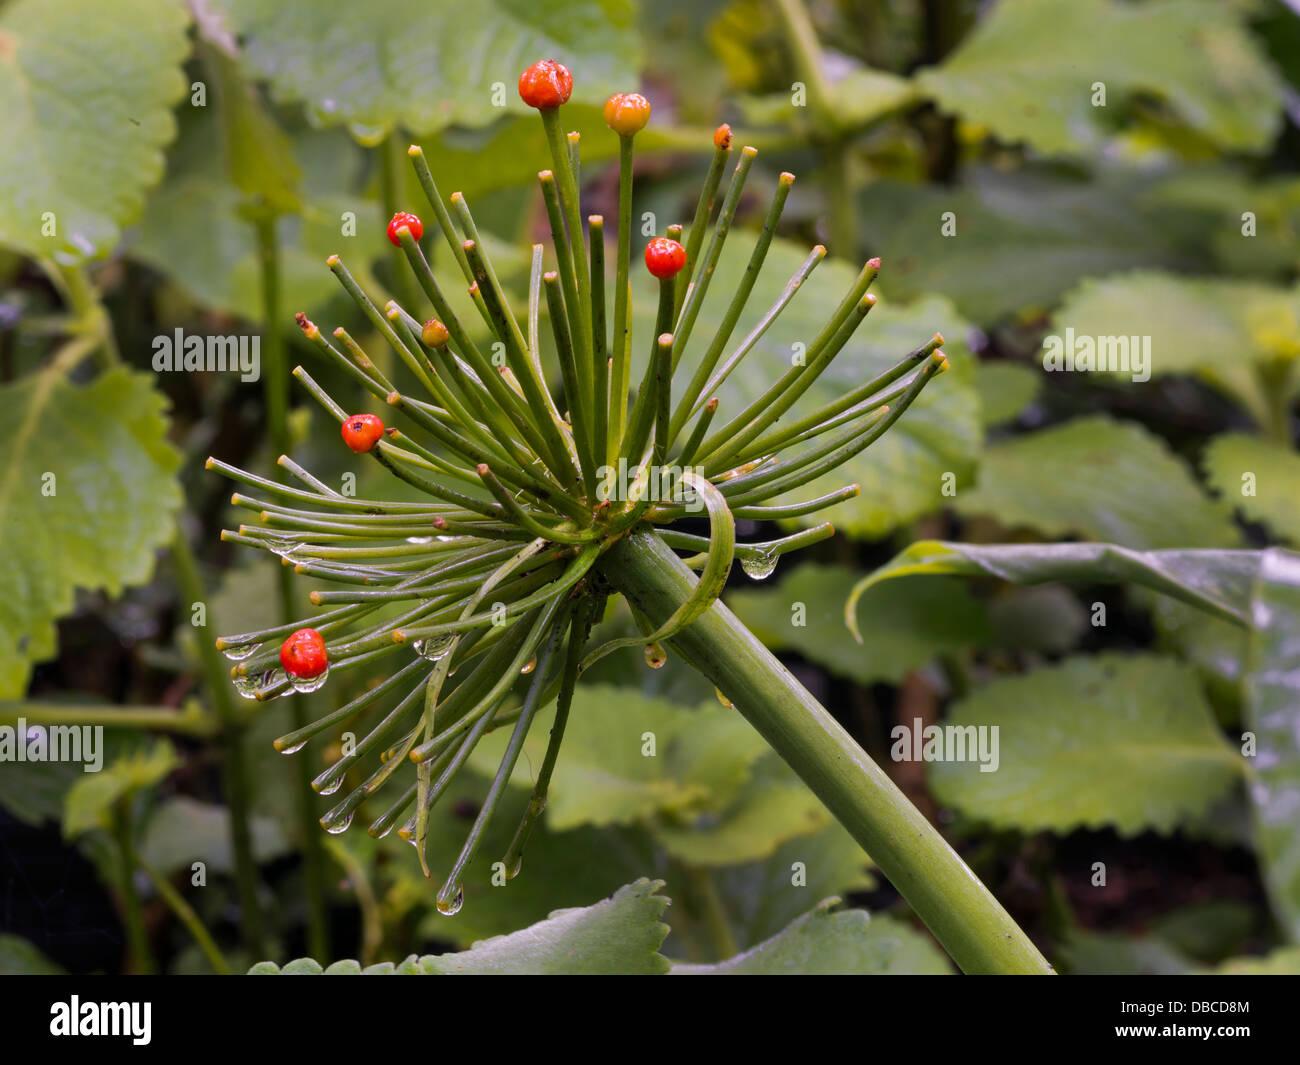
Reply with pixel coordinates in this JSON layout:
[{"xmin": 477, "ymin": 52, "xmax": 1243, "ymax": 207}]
[
  {"xmin": 280, "ymin": 628, "xmax": 328, "ymax": 679},
  {"xmin": 518, "ymin": 60, "xmax": 572, "ymax": 110},
  {"xmin": 713, "ymin": 124, "xmax": 733, "ymax": 150},
  {"xmin": 387, "ymin": 211, "xmax": 423, "ymax": 246},
  {"xmin": 603, "ymin": 92, "xmax": 651, "ymax": 135},
  {"xmin": 644, "ymin": 237, "xmax": 686, "ymax": 280},
  {"xmin": 341, "ymin": 413, "xmax": 384, "ymax": 453}
]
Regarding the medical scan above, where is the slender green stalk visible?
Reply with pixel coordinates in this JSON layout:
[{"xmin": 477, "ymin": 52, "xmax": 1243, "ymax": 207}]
[
  {"xmin": 257, "ymin": 217, "xmax": 329, "ymax": 961},
  {"xmin": 378, "ymin": 132, "xmax": 424, "ymax": 315},
  {"xmin": 540, "ymin": 108, "xmax": 592, "ymax": 374},
  {"xmin": 136, "ymin": 856, "xmax": 233, "ymax": 974},
  {"xmin": 112, "ymin": 802, "xmax": 154, "ymax": 975},
  {"xmin": 676, "ymin": 140, "xmax": 732, "ymax": 314},
  {"xmin": 602, "ymin": 529, "xmax": 1054, "ymax": 976},
  {"xmin": 610, "ymin": 134, "xmax": 635, "ymax": 460},
  {"xmin": 589, "ymin": 216, "xmax": 609, "ymax": 474},
  {"xmin": 169, "ymin": 525, "xmax": 265, "ymax": 955},
  {"xmin": 0, "ymin": 702, "xmax": 213, "ymax": 736}
]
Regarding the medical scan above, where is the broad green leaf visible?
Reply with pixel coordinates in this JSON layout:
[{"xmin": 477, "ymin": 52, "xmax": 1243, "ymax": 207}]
[
  {"xmin": 254, "ymin": 879, "xmax": 671, "ymax": 974},
  {"xmin": 0, "ymin": 935, "xmax": 64, "ymax": 975},
  {"xmin": 210, "ymin": 0, "xmax": 641, "ymax": 137},
  {"xmin": 674, "ymin": 236, "xmax": 979, "ymax": 538},
  {"xmin": 859, "ymin": 167, "xmax": 1210, "ymax": 324},
  {"xmin": 671, "ymin": 900, "xmax": 952, "ymax": 975},
  {"xmin": 847, "ymin": 540, "xmax": 1261, "ymax": 637},
  {"xmin": 0, "ymin": 369, "xmax": 183, "ymax": 696},
  {"xmin": 650, "ymin": 753, "xmax": 831, "ymax": 867},
  {"xmin": 954, "ymin": 416, "xmax": 1239, "ymax": 550},
  {"xmin": 916, "ymin": 0, "xmax": 1283, "ymax": 155},
  {"xmin": 712, "ymin": 823, "xmax": 874, "ymax": 950},
  {"xmin": 472, "ymin": 686, "xmax": 769, "ymax": 830},
  {"xmin": 728, "ymin": 562, "xmax": 989, "ymax": 684},
  {"xmin": 1204, "ymin": 433, "xmax": 1300, "ymax": 544},
  {"xmin": 929, "ymin": 655, "xmax": 1243, "ymax": 835},
  {"xmin": 974, "ymin": 360, "xmax": 1039, "ymax": 428},
  {"xmin": 63, "ymin": 739, "xmax": 179, "ymax": 839},
  {"xmin": 140, "ymin": 797, "xmax": 291, "ymax": 877},
  {"xmin": 985, "ymin": 585, "xmax": 1087, "ymax": 655},
  {"xmin": 1052, "ymin": 273, "xmax": 1300, "ymax": 422},
  {"xmin": 1243, "ymin": 549, "xmax": 1300, "ymax": 942},
  {"xmin": 1061, "ymin": 930, "xmax": 1194, "ymax": 976},
  {"xmin": 0, "ymin": 0, "xmax": 190, "ymax": 259}
]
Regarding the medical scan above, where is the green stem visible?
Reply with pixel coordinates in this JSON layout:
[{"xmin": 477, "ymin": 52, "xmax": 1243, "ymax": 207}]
[
  {"xmin": 378, "ymin": 132, "xmax": 423, "ymax": 326},
  {"xmin": 602, "ymin": 529, "xmax": 1054, "ymax": 976},
  {"xmin": 112, "ymin": 802, "xmax": 154, "ymax": 975},
  {"xmin": 169, "ymin": 525, "xmax": 265, "ymax": 955},
  {"xmin": 256, "ymin": 215, "xmax": 330, "ymax": 961},
  {"xmin": 1257, "ymin": 358, "xmax": 1295, "ymax": 446},
  {"xmin": 0, "ymin": 702, "xmax": 213, "ymax": 736},
  {"xmin": 137, "ymin": 856, "xmax": 233, "ymax": 974},
  {"xmin": 680, "ymin": 862, "xmax": 738, "ymax": 960}
]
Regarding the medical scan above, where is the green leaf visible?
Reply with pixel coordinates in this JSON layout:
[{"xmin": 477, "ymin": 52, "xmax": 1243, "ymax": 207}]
[
  {"xmin": 728, "ymin": 562, "xmax": 989, "ymax": 684},
  {"xmin": 209, "ymin": 0, "xmax": 641, "ymax": 137},
  {"xmin": 671, "ymin": 900, "xmax": 952, "ymax": 975},
  {"xmin": 916, "ymin": 0, "xmax": 1283, "ymax": 155},
  {"xmin": 1211, "ymin": 947, "xmax": 1300, "ymax": 975},
  {"xmin": 954, "ymin": 416, "xmax": 1239, "ymax": 550},
  {"xmin": 1244, "ymin": 549, "xmax": 1300, "ymax": 942},
  {"xmin": 859, "ymin": 167, "xmax": 1211, "ymax": 325},
  {"xmin": 1051, "ymin": 273, "xmax": 1300, "ymax": 421},
  {"xmin": 63, "ymin": 739, "xmax": 179, "ymax": 839},
  {"xmin": 0, "ymin": 0, "xmax": 190, "ymax": 259},
  {"xmin": 0, "ymin": 934, "xmax": 64, "ymax": 975},
  {"xmin": 676, "ymin": 236, "xmax": 979, "ymax": 538},
  {"xmin": 140, "ymin": 797, "xmax": 291, "ymax": 877},
  {"xmin": 929, "ymin": 654, "xmax": 1242, "ymax": 835},
  {"xmin": 847, "ymin": 540, "xmax": 1261, "ymax": 638},
  {"xmin": 0, "ymin": 369, "xmax": 183, "ymax": 696},
  {"xmin": 1204, "ymin": 433, "xmax": 1300, "ymax": 544},
  {"xmin": 974, "ymin": 360, "xmax": 1040, "ymax": 428},
  {"xmin": 473, "ymin": 686, "xmax": 769, "ymax": 830},
  {"xmin": 254, "ymin": 878, "xmax": 671, "ymax": 974}
]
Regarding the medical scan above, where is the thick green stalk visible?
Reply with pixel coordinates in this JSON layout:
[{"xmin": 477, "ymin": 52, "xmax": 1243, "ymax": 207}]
[{"xmin": 602, "ymin": 529, "xmax": 1054, "ymax": 975}]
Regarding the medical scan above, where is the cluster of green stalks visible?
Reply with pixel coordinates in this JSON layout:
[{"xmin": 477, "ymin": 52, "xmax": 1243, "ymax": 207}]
[{"xmin": 207, "ymin": 74, "xmax": 946, "ymax": 912}]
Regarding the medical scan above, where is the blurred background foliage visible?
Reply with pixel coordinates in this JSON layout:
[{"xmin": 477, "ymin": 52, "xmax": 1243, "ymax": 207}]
[{"xmin": 2, "ymin": 0, "xmax": 1300, "ymax": 974}]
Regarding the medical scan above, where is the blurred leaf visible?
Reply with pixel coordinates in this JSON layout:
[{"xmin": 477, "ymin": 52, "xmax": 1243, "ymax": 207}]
[
  {"xmin": 985, "ymin": 585, "xmax": 1087, "ymax": 655},
  {"xmin": 974, "ymin": 360, "xmax": 1040, "ymax": 428},
  {"xmin": 1061, "ymin": 929, "xmax": 1193, "ymax": 975},
  {"xmin": 473, "ymin": 686, "xmax": 768, "ymax": 830},
  {"xmin": 850, "ymin": 540, "xmax": 1261, "ymax": 634},
  {"xmin": 63, "ymin": 738, "xmax": 179, "ymax": 839},
  {"xmin": 677, "ymin": 236, "xmax": 979, "ymax": 538},
  {"xmin": 256, "ymin": 878, "xmax": 671, "ymax": 974},
  {"xmin": 0, "ymin": 935, "xmax": 64, "ymax": 975},
  {"xmin": 1244, "ymin": 549, "xmax": 1300, "ymax": 942},
  {"xmin": 1211, "ymin": 947, "xmax": 1300, "ymax": 974},
  {"xmin": 954, "ymin": 416, "xmax": 1239, "ymax": 549},
  {"xmin": 930, "ymin": 654, "xmax": 1243, "ymax": 835},
  {"xmin": 671, "ymin": 900, "xmax": 951, "ymax": 974},
  {"xmin": 728, "ymin": 562, "xmax": 989, "ymax": 684},
  {"xmin": 0, "ymin": 369, "xmax": 183, "ymax": 696},
  {"xmin": 0, "ymin": 0, "xmax": 190, "ymax": 259},
  {"xmin": 711, "ymin": 821, "xmax": 873, "ymax": 949},
  {"xmin": 209, "ymin": 0, "xmax": 641, "ymax": 137},
  {"xmin": 140, "ymin": 796, "xmax": 291, "ymax": 877},
  {"xmin": 1204, "ymin": 432, "xmax": 1300, "ymax": 544},
  {"xmin": 650, "ymin": 753, "xmax": 829, "ymax": 867},
  {"xmin": 917, "ymin": 0, "xmax": 1283, "ymax": 155},
  {"xmin": 1052, "ymin": 272, "xmax": 1300, "ymax": 421},
  {"xmin": 860, "ymin": 167, "xmax": 1207, "ymax": 324}
]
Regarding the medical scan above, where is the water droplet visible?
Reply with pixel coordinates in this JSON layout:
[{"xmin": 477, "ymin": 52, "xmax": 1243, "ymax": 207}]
[
  {"xmin": 221, "ymin": 641, "xmax": 261, "ymax": 662},
  {"xmin": 436, "ymin": 534, "xmax": 457, "ymax": 542},
  {"xmin": 233, "ymin": 673, "xmax": 261, "ymax": 700},
  {"xmin": 644, "ymin": 642, "xmax": 667, "ymax": 669},
  {"xmin": 508, "ymin": 858, "xmax": 522, "ymax": 880},
  {"xmin": 405, "ymin": 535, "xmax": 434, "ymax": 544},
  {"xmin": 262, "ymin": 533, "xmax": 302, "ymax": 558},
  {"xmin": 413, "ymin": 633, "xmax": 455, "ymax": 661},
  {"xmin": 715, "ymin": 686, "xmax": 734, "ymax": 709},
  {"xmin": 318, "ymin": 775, "xmax": 343, "ymax": 796},
  {"xmin": 520, "ymin": 654, "xmax": 537, "ymax": 675},
  {"xmin": 292, "ymin": 664, "xmax": 330, "ymax": 693},
  {"xmin": 277, "ymin": 738, "xmax": 308, "ymax": 755},
  {"xmin": 323, "ymin": 812, "xmax": 353, "ymax": 835},
  {"xmin": 436, "ymin": 886, "xmax": 464, "ymax": 916},
  {"xmin": 741, "ymin": 549, "xmax": 778, "ymax": 580}
]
